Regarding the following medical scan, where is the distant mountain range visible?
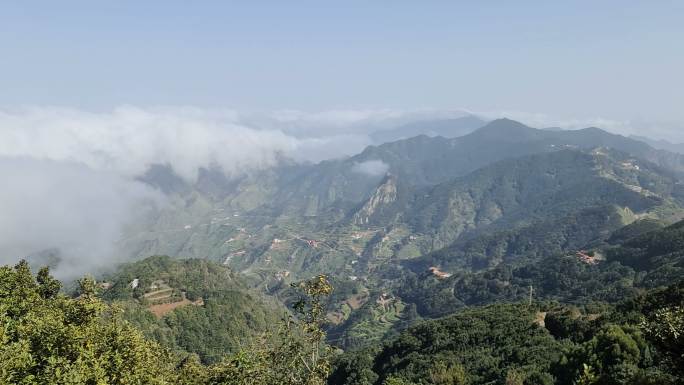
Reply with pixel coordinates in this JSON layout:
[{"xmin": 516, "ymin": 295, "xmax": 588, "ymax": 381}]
[
  {"xmin": 369, "ymin": 115, "xmax": 487, "ymax": 143},
  {"xmin": 631, "ymin": 134, "xmax": 684, "ymax": 154},
  {"xmin": 123, "ymin": 118, "xmax": 684, "ymax": 279}
]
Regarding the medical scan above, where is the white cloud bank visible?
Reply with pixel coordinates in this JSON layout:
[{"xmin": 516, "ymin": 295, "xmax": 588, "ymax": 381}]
[
  {"xmin": 0, "ymin": 106, "xmax": 301, "ymax": 181},
  {"xmin": 0, "ymin": 106, "xmax": 460, "ymax": 180},
  {"xmin": 351, "ymin": 160, "xmax": 390, "ymax": 177},
  {"xmin": 0, "ymin": 157, "xmax": 162, "ymax": 278}
]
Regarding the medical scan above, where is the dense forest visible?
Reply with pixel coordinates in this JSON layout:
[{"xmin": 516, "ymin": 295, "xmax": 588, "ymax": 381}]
[
  {"xmin": 330, "ymin": 282, "xmax": 684, "ymax": 385},
  {"xmin": 99, "ymin": 256, "xmax": 284, "ymax": 363},
  {"xmin": 0, "ymin": 262, "xmax": 333, "ymax": 384},
  {"xmin": 1, "ymin": 261, "xmax": 683, "ymax": 384}
]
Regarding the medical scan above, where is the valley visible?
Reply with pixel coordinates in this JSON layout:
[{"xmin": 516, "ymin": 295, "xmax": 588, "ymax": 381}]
[
  {"xmin": 7, "ymin": 118, "xmax": 684, "ymax": 384},
  {"xmin": 104, "ymin": 119, "xmax": 684, "ymax": 358}
]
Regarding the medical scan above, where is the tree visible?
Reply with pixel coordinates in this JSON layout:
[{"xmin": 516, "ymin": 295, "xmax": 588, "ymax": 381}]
[
  {"xmin": 177, "ymin": 274, "xmax": 334, "ymax": 385},
  {"xmin": 641, "ymin": 306, "xmax": 684, "ymax": 376},
  {"xmin": 0, "ymin": 262, "xmax": 337, "ymax": 385},
  {"xmin": 0, "ymin": 261, "xmax": 176, "ymax": 384},
  {"xmin": 382, "ymin": 376, "xmax": 415, "ymax": 385},
  {"xmin": 430, "ymin": 361, "xmax": 468, "ymax": 385}
]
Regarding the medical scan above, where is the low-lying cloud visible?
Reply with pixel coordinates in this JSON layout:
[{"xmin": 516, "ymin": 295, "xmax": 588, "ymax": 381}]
[
  {"xmin": 0, "ymin": 106, "xmax": 301, "ymax": 181},
  {"xmin": 0, "ymin": 157, "xmax": 162, "ymax": 279},
  {"xmin": 0, "ymin": 106, "xmax": 442, "ymax": 180},
  {"xmin": 351, "ymin": 160, "xmax": 390, "ymax": 176}
]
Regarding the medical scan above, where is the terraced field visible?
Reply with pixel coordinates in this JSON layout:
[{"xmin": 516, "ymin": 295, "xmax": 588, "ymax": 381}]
[
  {"xmin": 137, "ymin": 280, "xmax": 205, "ymax": 318},
  {"xmin": 148, "ymin": 296, "xmax": 204, "ymax": 318}
]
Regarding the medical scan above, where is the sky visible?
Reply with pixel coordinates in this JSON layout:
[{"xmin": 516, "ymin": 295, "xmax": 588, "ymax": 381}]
[{"xmin": 1, "ymin": 1, "xmax": 683, "ymax": 137}]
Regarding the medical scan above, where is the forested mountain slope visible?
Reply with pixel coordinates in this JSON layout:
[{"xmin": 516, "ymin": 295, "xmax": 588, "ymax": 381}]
[
  {"xmin": 329, "ymin": 216, "xmax": 684, "ymax": 384},
  {"xmin": 99, "ymin": 255, "xmax": 284, "ymax": 363},
  {"xmin": 408, "ymin": 216, "xmax": 684, "ymax": 309},
  {"xmin": 355, "ymin": 118, "xmax": 684, "ymax": 188},
  {"xmin": 123, "ymin": 119, "xmax": 684, "ymax": 278},
  {"xmin": 3, "ymin": 256, "xmax": 683, "ymax": 384},
  {"xmin": 331, "ymin": 217, "xmax": 684, "ymax": 351},
  {"xmin": 330, "ymin": 281, "xmax": 684, "ymax": 385},
  {"xmin": 0, "ymin": 262, "xmax": 335, "ymax": 384},
  {"xmin": 344, "ymin": 148, "xmax": 684, "ymax": 274},
  {"xmin": 105, "ymin": 119, "xmax": 684, "ymax": 373}
]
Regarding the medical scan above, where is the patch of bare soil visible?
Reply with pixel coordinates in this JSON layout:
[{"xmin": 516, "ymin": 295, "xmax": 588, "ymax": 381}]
[{"xmin": 148, "ymin": 297, "xmax": 203, "ymax": 318}]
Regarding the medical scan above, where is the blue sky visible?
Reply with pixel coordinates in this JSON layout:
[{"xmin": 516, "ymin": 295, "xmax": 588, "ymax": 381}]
[{"xmin": 1, "ymin": 1, "xmax": 683, "ymax": 131}]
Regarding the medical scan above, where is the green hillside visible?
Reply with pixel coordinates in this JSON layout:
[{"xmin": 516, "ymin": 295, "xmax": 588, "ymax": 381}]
[
  {"xmin": 331, "ymin": 216, "xmax": 684, "ymax": 350},
  {"xmin": 0, "ymin": 262, "xmax": 334, "ymax": 384},
  {"xmin": 331, "ymin": 217, "xmax": 684, "ymax": 381},
  {"xmin": 99, "ymin": 255, "xmax": 284, "ymax": 363},
  {"xmin": 358, "ymin": 149, "xmax": 682, "ymax": 246},
  {"xmin": 330, "ymin": 281, "xmax": 684, "ymax": 385}
]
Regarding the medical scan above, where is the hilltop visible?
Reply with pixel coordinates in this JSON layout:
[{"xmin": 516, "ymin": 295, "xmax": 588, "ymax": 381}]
[{"xmin": 99, "ymin": 255, "xmax": 284, "ymax": 363}]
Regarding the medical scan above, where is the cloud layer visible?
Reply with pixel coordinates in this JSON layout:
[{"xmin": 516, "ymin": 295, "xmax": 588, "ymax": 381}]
[
  {"xmin": 0, "ymin": 106, "xmax": 302, "ymax": 181},
  {"xmin": 0, "ymin": 157, "xmax": 162, "ymax": 278},
  {"xmin": 0, "ymin": 106, "xmax": 463, "ymax": 180},
  {"xmin": 351, "ymin": 160, "xmax": 390, "ymax": 176}
]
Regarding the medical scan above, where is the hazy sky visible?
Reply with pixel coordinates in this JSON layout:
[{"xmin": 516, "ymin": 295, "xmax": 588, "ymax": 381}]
[{"xmin": 1, "ymin": 1, "xmax": 683, "ymax": 133}]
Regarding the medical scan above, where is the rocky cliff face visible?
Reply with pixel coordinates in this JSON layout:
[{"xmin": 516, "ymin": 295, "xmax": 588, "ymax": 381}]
[{"xmin": 353, "ymin": 174, "xmax": 397, "ymax": 225}]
